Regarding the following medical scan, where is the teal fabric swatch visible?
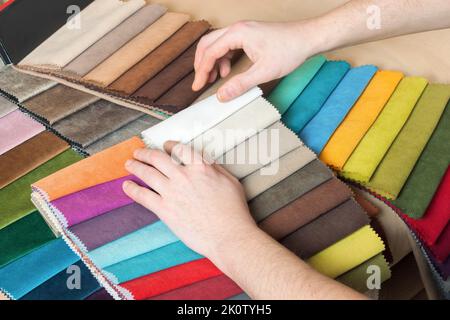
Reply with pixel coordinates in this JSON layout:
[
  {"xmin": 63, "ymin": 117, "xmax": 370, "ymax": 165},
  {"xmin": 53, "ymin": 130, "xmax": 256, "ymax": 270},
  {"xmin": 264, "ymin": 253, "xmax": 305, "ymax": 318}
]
[
  {"xmin": 104, "ymin": 241, "xmax": 203, "ymax": 284},
  {"xmin": 282, "ymin": 60, "xmax": 350, "ymax": 133},
  {"xmin": 300, "ymin": 65, "xmax": 378, "ymax": 153},
  {"xmin": 268, "ymin": 55, "xmax": 326, "ymax": 114}
]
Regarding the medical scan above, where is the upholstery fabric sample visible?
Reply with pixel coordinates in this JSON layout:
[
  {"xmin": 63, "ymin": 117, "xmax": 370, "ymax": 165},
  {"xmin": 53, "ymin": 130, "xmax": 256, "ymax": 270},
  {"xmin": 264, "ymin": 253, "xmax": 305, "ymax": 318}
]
[
  {"xmin": 259, "ymin": 178, "xmax": 353, "ymax": 240},
  {"xmin": 0, "ymin": 94, "xmax": 17, "ymax": 118},
  {"xmin": 22, "ymin": 85, "xmax": 99, "ymax": 124},
  {"xmin": 299, "ymin": 65, "xmax": 378, "ymax": 153},
  {"xmin": 83, "ymin": 12, "xmax": 190, "ymax": 86},
  {"xmin": 33, "ymin": 137, "xmax": 145, "ymax": 201},
  {"xmin": 86, "ymin": 289, "xmax": 114, "ymax": 300},
  {"xmin": 20, "ymin": 0, "xmax": 145, "ymax": 68},
  {"xmin": 366, "ymin": 84, "xmax": 450, "ymax": 199},
  {"xmin": 21, "ymin": 260, "xmax": 100, "ymax": 300},
  {"xmin": 0, "ymin": 149, "xmax": 83, "ymax": 229},
  {"xmin": 53, "ymin": 100, "xmax": 143, "ymax": 148},
  {"xmin": 249, "ymin": 159, "xmax": 333, "ymax": 222},
  {"xmin": 64, "ymin": 4, "xmax": 167, "ymax": 76},
  {"xmin": 392, "ymin": 99, "xmax": 450, "ymax": 218},
  {"xmin": 320, "ymin": 71, "xmax": 404, "ymax": 169},
  {"xmin": 281, "ymin": 61, "xmax": 350, "ymax": 133},
  {"xmin": 342, "ymin": 77, "xmax": 428, "ymax": 182},
  {"xmin": 307, "ymin": 225, "xmax": 385, "ymax": 278},
  {"xmin": 109, "ymin": 20, "xmax": 210, "ymax": 95},
  {"xmin": 150, "ymin": 275, "xmax": 242, "ymax": 300},
  {"xmin": 0, "ymin": 211, "xmax": 55, "ymax": 268},
  {"xmin": 0, "ymin": 238, "xmax": 79, "ymax": 299},
  {"xmin": 282, "ymin": 199, "xmax": 370, "ymax": 259},
  {"xmin": 268, "ymin": 55, "xmax": 326, "ymax": 114},
  {"xmin": 0, "ymin": 131, "xmax": 69, "ymax": 188},
  {"xmin": 429, "ymin": 223, "xmax": 450, "ymax": 262},
  {"xmin": 0, "ymin": 65, "xmax": 55, "ymax": 102}
]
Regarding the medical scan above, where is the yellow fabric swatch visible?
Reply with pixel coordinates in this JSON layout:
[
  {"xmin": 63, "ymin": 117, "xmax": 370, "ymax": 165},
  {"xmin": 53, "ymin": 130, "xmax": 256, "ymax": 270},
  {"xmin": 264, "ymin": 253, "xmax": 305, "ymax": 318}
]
[
  {"xmin": 320, "ymin": 70, "xmax": 403, "ymax": 169},
  {"xmin": 307, "ymin": 225, "xmax": 385, "ymax": 279}
]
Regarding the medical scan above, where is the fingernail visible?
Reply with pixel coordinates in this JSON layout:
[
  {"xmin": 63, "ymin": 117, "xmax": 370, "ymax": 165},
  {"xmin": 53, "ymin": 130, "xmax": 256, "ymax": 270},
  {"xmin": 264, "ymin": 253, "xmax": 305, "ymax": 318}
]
[{"xmin": 218, "ymin": 87, "xmax": 233, "ymax": 102}]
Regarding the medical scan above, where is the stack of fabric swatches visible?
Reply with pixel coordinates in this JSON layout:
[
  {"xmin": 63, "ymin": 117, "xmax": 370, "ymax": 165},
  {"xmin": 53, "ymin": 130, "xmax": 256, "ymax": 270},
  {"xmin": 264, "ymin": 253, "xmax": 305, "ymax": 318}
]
[
  {"xmin": 27, "ymin": 87, "xmax": 389, "ymax": 300},
  {"xmin": 268, "ymin": 55, "xmax": 450, "ymax": 297}
]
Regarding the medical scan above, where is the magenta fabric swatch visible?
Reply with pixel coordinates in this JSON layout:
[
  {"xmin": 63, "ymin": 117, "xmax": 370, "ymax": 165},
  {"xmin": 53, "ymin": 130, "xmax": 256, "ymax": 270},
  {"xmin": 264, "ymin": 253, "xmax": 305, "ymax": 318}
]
[
  {"xmin": 0, "ymin": 110, "xmax": 45, "ymax": 155},
  {"xmin": 51, "ymin": 175, "xmax": 146, "ymax": 227}
]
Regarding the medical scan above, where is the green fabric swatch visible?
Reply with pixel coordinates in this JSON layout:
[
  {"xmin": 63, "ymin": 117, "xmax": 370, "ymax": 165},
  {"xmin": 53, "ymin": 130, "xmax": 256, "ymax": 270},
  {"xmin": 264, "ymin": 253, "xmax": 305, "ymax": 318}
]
[
  {"xmin": 341, "ymin": 77, "xmax": 428, "ymax": 182},
  {"xmin": 366, "ymin": 84, "xmax": 450, "ymax": 199},
  {"xmin": 0, "ymin": 149, "xmax": 83, "ymax": 229},
  {"xmin": 392, "ymin": 99, "xmax": 450, "ymax": 218},
  {"xmin": 268, "ymin": 55, "xmax": 327, "ymax": 114},
  {"xmin": 0, "ymin": 211, "xmax": 56, "ymax": 268}
]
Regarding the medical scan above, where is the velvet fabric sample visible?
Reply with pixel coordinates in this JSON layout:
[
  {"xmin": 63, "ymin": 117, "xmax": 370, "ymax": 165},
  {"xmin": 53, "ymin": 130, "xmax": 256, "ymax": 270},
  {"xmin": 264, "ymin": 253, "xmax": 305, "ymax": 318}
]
[
  {"xmin": 109, "ymin": 20, "xmax": 210, "ymax": 95},
  {"xmin": 342, "ymin": 77, "xmax": 428, "ymax": 182},
  {"xmin": 249, "ymin": 159, "xmax": 333, "ymax": 222},
  {"xmin": 85, "ymin": 289, "xmax": 114, "ymax": 300},
  {"xmin": 0, "ymin": 94, "xmax": 17, "ymax": 118},
  {"xmin": 150, "ymin": 275, "xmax": 242, "ymax": 300},
  {"xmin": 20, "ymin": 0, "xmax": 145, "ymax": 68},
  {"xmin": 33, "ymin": 137, "xmax": 145, "ymax": 201},
  {"xmin": 0, "ymin": 211, "xmax": 55, "ymax": 268},
  {"xmin": 366, "ymin": 84, "xmax": 450, "ymax": 199},
  {"xmin": 259, "ymin": 178, "xmax": 353, "ymax": 240},
  {"xmin": 0, "ymin": 149, "xmax": 83, "ymax": 229},
  {"xmin": 299, "ymin": 65, "xmax": 378, "ymax": 154},
  {"xmin": 53, "ymin": 100, "xmax": 143, "ymax": 147},
  {"xmin": 392, "ymin": 99, "xmax": 450, "ymax": 218},
  {"xmin": 21, "ymin": 260, "xmax": 100, "ymax": 300},
  {"xmin": 268, "ymin": 55, "xmax": 326, "ymax": 114},
  {"xmin": 281, "ymin": 61, "xmax": 350, "ymax": 133},
  {"xmin": 0, "ymin": 131, "xmax": 69, "ymax": 188},
  {"xmin": 64, "ymin": 4, "xmax": 167, "ymax": 76},
  {"xmin": 0, "ymin": 238, "xmax": 79, "ymax": 299},
  {"xmin": 351, "ymin": 188, "xmax": 380, "ymax": 217},
  {"xmin": 282, "ymin": 199, "xmax": 370, "ymax": 259},
  {"xmin": 320, "ymin": 71, "xmax": 404, "ymax": 169},
  {"xmin": 83, "ymin": 12, "xmax": 190, "ymax": 86},
  {"xmin": 21, "ymin": 85, "xmax": 99, "ymax": 124},
  {"xmin": 430, "ymin": 223, "xmax": 450, "ymax": 262}
]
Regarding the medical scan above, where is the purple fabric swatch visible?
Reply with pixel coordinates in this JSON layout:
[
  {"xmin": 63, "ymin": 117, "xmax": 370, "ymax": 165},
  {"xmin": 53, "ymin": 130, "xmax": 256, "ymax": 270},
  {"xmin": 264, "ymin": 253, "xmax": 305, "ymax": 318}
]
[
  {"xmin": 51, "ymin": 175, "xmax": 146, "ymax": 227},
  {"xmin": 69, "ymin": 202, "xmax": 159, "ymax": 251}
]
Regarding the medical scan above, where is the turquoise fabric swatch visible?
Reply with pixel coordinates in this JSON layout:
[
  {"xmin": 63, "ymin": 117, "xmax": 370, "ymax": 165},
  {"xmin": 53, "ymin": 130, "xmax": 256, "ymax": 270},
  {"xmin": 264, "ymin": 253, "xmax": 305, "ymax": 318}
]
[
  {"xmin": 89, "ymin": 221, "xmax": 178, "ymax": 268},
  {"xmin": 104, "ymin": 241, "xmax": 203, "ymax": 284},
  {"xmin": 268, "ymin": 55, "xmax": 327, "ymax": 114},
  {"xmin": 0, "ymin": 238, "xmax": 78, "ymax": 299},
  {"xmin": 282, "ymin": 60, "xmax": 350, "ymax": 133},
  {"xmin": 300, "ymin": 65, "xmax": 378, "ymax": 154}
]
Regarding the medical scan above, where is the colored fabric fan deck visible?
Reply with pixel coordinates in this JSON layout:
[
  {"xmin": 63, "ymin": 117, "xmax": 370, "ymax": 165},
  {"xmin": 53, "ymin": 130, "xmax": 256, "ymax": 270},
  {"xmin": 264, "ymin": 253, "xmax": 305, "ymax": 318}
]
[{"xmin": 0, "ymin": 94, "xmax": 17, "ymax": 118}]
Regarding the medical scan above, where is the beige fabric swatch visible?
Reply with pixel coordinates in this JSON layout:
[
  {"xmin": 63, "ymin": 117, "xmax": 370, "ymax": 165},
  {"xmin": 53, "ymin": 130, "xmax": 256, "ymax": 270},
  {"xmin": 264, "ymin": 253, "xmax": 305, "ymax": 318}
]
[{"xmin": 83, "ymin": 12, "xmax": 190, "ymax": 86}]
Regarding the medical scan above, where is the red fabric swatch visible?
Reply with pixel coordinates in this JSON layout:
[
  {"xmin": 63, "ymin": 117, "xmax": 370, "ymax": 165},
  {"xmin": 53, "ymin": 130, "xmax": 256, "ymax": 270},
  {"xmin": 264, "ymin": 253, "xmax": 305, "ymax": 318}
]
[
  {"xmin": 120, "ymin": 259, "xmax": 223, "ymax": 300},
  {"xmin": 0, "ymin": 0, "xmax": 14, "ymax": 11},
  {"xmin": 429, "ymin": 222, "xmax": 450, "ymax": 262},
  {"xmin": 149, "ymin": 274, "xmax": 243, "ymax": 300}
]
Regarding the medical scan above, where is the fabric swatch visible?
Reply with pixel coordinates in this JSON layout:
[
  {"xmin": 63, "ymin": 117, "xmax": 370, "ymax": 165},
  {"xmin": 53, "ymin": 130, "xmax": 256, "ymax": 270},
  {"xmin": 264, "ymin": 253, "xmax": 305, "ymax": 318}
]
[
  {"xmin": 0, "ymin": 131, "xmax": 69, "ymax": 189},
  {"xmin": 320, "ymin": 71, "xmax": 403, "ymax": 169},
  {"xmin": 0, "ymin": 94, "xmax": 17, "ymax": 118},
  {"xmin": 20, "ymin": 0, "xmax": 145, "ymax": 68},
  {"xmin": 109, "ymin": 20, "xmax": 210, "ymax": 95},
  {"xmin": 0, "ymin": 110, "xmax": 45, "ymax": 155},
  {"xmin": 83, "ymin": 12, "xmax": 190, "ymax": 86},
  {"xmin": 430, "ymin": 223, "xmax": 450, "ymax": 262},
  {"xmin": 268, "ymin": 55, "xmax": 326, "ymax": 114},
  {"xmin": 392, "ymin": 99, "xmax": 450, "ymax": 218},
  {"xmin": 282, "ymin": 199, "xmax": 370, "ymax": 259},
  {"xmin": 0, "ymin": 238, "xmax": 79, "ymax": 299},
  {"xmin": 0, "ymin": 149, "xmax": 83, "ymax": 229},
  {"xmin": 342, "ymin": 77, "xmax": 428, "ymax": 182},
  {"xmin": 0, "ymin": 211, "xmax": 55, "ymax": 268},
  {"xmin": 299, "ymin": 65, "xmax": 378, "ymax": 153},
  {"xmin": 366, "ymin": 84, "xmax": 450, "ymax": 199},
  {"xmin": 21, "ymin": 84, "xmax": 99, "ymax": 124},
  {"xmin": 85, "ymin": 289, "xmax": 114, "ymax": 300},
  {"xmin": 53, "ymin": 100, "xmax": 143, "ymax": 148},
  {"xmin": 259, "ymin": 178, "xmax": 352, "ymax": 240},
  {"xmin": 63, "ymin": 4, "xmax": 167, "ymax": 76},
  {"xmin": 281, "ymin": 61, "xmax": 350, "ymax": 133}
]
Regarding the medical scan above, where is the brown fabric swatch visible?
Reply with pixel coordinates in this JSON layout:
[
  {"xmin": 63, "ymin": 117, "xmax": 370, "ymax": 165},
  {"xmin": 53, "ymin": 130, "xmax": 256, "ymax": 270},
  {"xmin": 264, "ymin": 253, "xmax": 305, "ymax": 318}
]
[
  {"xmin": 259, "ymin": 178, "xmax": 352, "ymax": 240},
  {"xmin": 352, "ymin": 187, "xmax": 380, "ymax": 217},
  {"xmin": 281, "ymin": 199, "xmax": 370, "ymax": 259},
  {"xmin": 0, "ymin": 131, "xmax": 68, "ymax": 189},
  {"xmin": 260, "ymin": 79, "xmax": 282, "ymax": 98},
  {"xmin": 109, "ymin": 21, "xmax": 210, "ymax": 95},
  {"xmin": 21, "ymin": 85, "xmax": 99, "ymax": 124}
]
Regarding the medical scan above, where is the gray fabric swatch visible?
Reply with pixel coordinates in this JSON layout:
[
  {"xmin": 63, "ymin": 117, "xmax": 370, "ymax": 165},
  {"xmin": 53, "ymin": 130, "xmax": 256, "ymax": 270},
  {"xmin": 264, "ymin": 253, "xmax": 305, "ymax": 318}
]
[{"xmin": 0, "ymin": 95, "xmax": 18, "ymax": 118}]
